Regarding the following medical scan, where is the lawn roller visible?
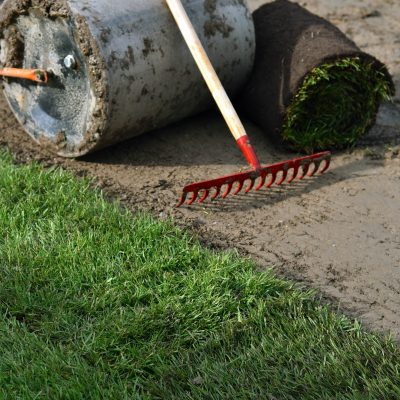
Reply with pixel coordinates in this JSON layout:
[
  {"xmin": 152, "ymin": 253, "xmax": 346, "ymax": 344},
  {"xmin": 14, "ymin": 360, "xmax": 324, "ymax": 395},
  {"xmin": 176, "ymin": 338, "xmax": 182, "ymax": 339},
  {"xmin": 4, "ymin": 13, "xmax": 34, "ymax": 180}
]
[
  {"xmin": 166, "ymin": 0, "xmax": 330, "ymax": 207},
  {"xmin": 0, "ymin": 0, "xmax": 330, "ymax": 207},
  {"xmin": 0, "ymin": 0, "xmax": 254, "ymax": 157}
]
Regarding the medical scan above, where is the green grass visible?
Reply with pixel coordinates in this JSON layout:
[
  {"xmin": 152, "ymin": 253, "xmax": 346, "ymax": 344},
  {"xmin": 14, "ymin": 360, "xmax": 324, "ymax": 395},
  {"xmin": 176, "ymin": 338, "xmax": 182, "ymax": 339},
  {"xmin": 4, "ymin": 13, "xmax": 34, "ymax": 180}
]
[
  {"xmin": 283, "ymin": 57, "xmax": 394, "ymax": 152},
  {"xmin": 0, "ymin": 150, "xmax": 399, "ymax": 399}
]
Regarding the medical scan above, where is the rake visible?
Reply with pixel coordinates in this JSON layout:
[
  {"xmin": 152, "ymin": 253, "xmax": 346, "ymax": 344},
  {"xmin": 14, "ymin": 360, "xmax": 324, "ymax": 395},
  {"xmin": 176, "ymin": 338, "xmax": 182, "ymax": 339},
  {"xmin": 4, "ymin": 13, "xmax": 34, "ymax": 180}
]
[{"xmin": 166, "ymin": 0, "xmax": 331, "ymax": 208}]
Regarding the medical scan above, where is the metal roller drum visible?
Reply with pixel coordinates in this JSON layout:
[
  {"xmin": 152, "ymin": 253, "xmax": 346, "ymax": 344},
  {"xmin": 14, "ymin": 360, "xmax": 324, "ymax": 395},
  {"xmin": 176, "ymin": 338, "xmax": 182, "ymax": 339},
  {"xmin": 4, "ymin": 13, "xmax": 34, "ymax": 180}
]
[{"xmin": 0, "ymin": 0, "xmax": 255, "ymax": 157}]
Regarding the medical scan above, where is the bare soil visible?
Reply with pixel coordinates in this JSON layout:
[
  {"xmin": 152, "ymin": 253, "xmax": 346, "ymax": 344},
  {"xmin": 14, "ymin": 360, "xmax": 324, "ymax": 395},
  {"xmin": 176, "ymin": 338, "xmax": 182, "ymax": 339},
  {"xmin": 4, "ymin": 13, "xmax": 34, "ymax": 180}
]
[{"xmin": 1, "ymin": 0, "xmax": 400, "ymax": 340}]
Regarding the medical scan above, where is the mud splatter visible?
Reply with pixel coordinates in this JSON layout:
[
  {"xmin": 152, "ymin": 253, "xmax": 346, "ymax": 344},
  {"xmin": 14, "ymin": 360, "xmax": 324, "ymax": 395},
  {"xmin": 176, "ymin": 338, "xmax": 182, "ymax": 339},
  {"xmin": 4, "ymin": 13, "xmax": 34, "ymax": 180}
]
[
  {"xmin": 142, "ymin": 38, "xmax": 155, "ymax": 57},
  {"xmin": 204, "ymin": 0, "xmax": 217, "ymax": 14},
  {"xmin": 204, "ymin": 18, "xmax": 234, "ymax": 38},
  {"xmin": 203, "ymin": 0, "xmax": 234, "ymax": 38}
]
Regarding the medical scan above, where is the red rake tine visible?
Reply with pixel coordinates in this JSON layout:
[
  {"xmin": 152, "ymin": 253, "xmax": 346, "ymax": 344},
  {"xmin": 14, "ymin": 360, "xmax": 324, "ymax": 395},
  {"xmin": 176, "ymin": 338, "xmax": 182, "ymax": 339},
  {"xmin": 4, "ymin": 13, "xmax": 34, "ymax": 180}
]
[
  {"xmin": 255, "ymin": 174, "xmax": 266, "ymax": 191},
  {"xmin": 320, "ymin": 157, "xmax": 331, "ymax": 173},
  {"xmin": 244, "ymin": 178, "xmax": 256, "ymax": 194},
  {"xmin": 287, "ymin": 167, "xmax": 298, "ymax": 184},
  {"xmin": 266, "ymin": 172, "xmax": 276, "ymax": 188},
  {"xmin": 176, "ymin": 152, "xmax": 331, "ymax": 207},
  {"xmin": 212, "ymin": 187, "xmax": 221, "ymax": 200},
  {"xmin": 234, "ymin": 180, "xmax": 244, "ymax": 195},
  {"xmin": 276, "ymin": 170, "xmax": 288, "ymax": 186},
  {"xmin": 222, "ymin": 182, "xmax": 233, "ymax": 199},
  {"xmin": 199, "ymin": 190, "xmax": 209, "ymax": 204}
]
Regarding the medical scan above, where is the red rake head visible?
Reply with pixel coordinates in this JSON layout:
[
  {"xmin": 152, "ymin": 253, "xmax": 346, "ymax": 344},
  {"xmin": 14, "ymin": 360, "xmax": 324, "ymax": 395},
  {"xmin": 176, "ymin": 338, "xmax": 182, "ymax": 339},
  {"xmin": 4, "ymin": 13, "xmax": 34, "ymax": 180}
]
[{"xmin": 176, "ymin": 151, "xmax": 331, "ymax": 207}]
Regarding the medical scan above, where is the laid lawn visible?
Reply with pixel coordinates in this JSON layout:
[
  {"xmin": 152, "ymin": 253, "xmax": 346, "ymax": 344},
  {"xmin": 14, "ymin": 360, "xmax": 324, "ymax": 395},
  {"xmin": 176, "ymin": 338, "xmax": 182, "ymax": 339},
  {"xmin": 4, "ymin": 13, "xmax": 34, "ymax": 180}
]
[{"xmin": 0, "ymin": 151, "xmax": 399, "ymax": 399}]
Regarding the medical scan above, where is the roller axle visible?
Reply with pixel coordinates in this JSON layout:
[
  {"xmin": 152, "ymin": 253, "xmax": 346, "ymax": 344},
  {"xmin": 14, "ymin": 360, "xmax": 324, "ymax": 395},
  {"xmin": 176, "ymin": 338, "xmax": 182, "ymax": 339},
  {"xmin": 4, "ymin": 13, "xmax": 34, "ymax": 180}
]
[{"xmin": 0, "ymin": 68, "xmax": 48, "ymax": 83}]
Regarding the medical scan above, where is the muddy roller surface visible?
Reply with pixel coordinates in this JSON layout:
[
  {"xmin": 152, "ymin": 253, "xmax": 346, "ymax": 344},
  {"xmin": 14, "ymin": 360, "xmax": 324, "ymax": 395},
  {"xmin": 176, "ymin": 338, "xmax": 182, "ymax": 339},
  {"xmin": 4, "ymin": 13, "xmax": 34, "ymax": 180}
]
[{"xmin": 1, "ymin": 0, "xmax": 400, "ymax": 340}]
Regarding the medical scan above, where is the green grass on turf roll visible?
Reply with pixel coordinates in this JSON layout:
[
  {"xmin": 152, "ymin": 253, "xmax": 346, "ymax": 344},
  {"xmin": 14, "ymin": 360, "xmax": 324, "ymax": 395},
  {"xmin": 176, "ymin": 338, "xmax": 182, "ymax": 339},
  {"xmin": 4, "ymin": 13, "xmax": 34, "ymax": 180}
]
[{"xmin": 283, "ymin": 57, "xmax": 394, "ymax": 152}]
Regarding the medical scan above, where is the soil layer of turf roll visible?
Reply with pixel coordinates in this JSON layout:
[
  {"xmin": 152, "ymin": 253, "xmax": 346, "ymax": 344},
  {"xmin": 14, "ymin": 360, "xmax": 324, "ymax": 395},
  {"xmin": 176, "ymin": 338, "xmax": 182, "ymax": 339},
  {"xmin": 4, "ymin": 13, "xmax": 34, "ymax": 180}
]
[{"xmin": 240, "ymin": 0, "xmax": 395, "ymax": 152}]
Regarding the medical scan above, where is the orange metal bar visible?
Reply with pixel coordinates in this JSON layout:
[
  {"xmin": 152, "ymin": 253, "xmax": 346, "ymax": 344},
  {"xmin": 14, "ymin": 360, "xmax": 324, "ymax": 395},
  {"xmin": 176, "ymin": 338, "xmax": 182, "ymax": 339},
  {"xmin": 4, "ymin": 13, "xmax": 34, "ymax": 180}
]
[{"xmin": 0, "ymin": 68, "xmax": 48, "ymax": 83}]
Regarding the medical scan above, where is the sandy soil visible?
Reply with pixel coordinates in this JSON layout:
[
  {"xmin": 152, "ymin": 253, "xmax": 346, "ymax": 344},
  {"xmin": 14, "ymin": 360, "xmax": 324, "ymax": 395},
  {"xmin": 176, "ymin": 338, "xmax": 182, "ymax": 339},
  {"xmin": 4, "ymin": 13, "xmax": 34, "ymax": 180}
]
[{"xmin": 1, "ymin": 0, "xmax": 400, "ymax": 340}]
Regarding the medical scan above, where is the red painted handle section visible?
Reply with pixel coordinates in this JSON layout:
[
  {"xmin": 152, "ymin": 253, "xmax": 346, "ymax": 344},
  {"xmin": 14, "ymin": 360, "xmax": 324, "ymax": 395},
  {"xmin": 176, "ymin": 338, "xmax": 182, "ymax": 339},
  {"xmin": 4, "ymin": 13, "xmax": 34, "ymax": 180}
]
[{"xmin": 236, "ymin": 135, "xmax": 261, "ymax": 170}]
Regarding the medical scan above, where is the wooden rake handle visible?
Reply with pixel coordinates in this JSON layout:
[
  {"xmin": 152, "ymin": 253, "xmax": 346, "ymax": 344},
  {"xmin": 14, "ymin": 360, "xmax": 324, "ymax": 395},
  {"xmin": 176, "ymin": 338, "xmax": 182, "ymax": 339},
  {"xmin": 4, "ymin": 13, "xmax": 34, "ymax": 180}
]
[{"xmin": 165, "ymin": 0, "xmax": 261, "ymax": 170}]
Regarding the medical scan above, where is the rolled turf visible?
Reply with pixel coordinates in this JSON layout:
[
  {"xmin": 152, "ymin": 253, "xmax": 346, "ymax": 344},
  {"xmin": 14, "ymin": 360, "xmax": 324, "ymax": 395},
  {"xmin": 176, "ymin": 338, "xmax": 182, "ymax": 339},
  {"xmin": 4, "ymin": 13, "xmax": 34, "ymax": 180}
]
[{"xmin": 240, "ymin": 0, "xmax": 395, "ymax": 152}]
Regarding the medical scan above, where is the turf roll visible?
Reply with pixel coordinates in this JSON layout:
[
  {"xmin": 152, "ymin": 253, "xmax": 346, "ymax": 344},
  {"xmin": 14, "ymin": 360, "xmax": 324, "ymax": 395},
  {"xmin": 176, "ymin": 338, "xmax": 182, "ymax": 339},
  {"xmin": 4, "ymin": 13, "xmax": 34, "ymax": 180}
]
[{"xmin": 240, "ymin": 0, "xmax": 395, "ymax": 152}]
